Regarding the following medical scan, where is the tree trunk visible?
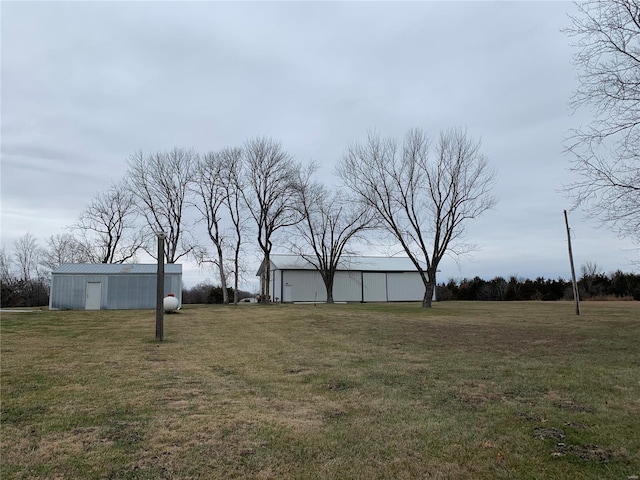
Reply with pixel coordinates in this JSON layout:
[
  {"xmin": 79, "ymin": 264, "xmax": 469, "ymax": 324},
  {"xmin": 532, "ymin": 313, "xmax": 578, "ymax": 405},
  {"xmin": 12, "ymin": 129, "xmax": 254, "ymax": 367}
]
[
  {"xmin": 422, "ymin": 282, "xmax": 434, "ymax": 308},
  {"xmin": 217, "ymin": 245, "xmax": 228, "ymax": 304},
  {"xmin": 233, "ymin": 244, "xmax": 240, "ymax": 305},
  {"xmin": 321, "ymin": 272, "xmax": 334, "ymax": 304},
  {"xmin": 325, "ymin": 280, "xmax": 334, "ymax": 304},
  {"xmin": 262, "ymin": 252, "xmax": 270, "ymax": 303}
]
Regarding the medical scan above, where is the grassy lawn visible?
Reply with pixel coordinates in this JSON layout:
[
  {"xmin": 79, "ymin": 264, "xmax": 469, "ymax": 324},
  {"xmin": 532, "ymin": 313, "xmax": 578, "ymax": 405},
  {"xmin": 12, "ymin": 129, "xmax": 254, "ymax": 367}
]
[{"xmin": 1, "ymin": 301, "xmax": 639, "ymax": 479}]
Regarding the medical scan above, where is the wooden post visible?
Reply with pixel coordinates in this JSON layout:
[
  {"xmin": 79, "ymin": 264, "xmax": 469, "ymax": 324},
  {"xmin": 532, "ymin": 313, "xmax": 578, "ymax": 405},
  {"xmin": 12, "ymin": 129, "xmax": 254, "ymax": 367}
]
[
  {"xmin": 564, "ymin": 210, "xmax": 580, "ymax": 316},
  {"xmin": 156, "ymin": 233, "xmax": 166, "ymax": 341}
]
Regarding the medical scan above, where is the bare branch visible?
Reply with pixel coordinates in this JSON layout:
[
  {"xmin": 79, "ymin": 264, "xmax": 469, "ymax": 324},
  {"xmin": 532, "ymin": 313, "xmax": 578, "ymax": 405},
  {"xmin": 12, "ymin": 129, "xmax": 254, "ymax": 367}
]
[
  {"xmin": 564, "ymin": 0, "xmax": 640, "ymax": 243},
  {"xmin": 337, "ymin": 127, "xmax": 496, "ymax": 308},
  {"xmin": 71, "ymin": 182, "xmax": 144, "ymax": 264},
  {"xmin": 288, "ymin": 168, "xmax": 375, "ymax": 303},
  {"xmin": 242, "ymin": 137, "xmax": 303, "ymax": 302},
  {"xmin": 125, "ymin": 148, "xmax": 197, "ymax": 263}
]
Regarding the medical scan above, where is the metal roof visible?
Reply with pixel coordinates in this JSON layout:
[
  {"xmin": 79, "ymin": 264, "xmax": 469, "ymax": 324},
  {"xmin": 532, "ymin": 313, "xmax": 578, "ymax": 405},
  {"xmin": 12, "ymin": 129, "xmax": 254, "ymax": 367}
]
[
  {"xmin": 52, "ymin": 263, "xmax": 182, "ymax": 275},
  {"xmin": 265, "ymin": 254, "xmax": 424, "ymax": 273}
]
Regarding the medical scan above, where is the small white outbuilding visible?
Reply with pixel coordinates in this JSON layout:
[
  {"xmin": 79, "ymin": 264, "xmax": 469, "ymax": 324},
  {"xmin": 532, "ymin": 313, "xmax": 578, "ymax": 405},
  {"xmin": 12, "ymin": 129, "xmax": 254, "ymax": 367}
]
[
  {"xmin": 49, "ymin": 263, "xmax": 182, "ymax": 310},
  {"xmin": 257, "ymin": 254, "xmax": 428, "ymax": 303}
]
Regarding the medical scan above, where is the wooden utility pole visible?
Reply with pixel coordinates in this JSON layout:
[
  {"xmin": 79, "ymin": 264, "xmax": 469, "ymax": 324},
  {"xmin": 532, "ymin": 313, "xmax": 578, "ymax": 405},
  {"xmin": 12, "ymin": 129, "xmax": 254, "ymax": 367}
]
[
  {"xmin": 564, "ymin": 210, "xmax": 580, "ymax": 316},
  {"xmin": 156, "ymin": 232, "xmax": 166, "ymax": 341}
]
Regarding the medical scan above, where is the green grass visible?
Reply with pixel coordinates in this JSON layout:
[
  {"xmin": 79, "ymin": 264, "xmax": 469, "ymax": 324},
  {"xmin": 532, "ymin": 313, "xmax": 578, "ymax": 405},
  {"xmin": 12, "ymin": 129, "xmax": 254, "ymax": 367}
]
[{"xmin": 1, "ymin": 301, "xmax": 639, "ymax": 479}]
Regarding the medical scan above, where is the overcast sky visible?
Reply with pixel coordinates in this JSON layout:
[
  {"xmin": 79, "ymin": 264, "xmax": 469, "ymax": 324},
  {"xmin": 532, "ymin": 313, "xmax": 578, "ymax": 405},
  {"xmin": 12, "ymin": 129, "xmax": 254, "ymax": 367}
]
[{"xmin": 1, "ymin": 1, "xmax": 637, "ymax": 290}]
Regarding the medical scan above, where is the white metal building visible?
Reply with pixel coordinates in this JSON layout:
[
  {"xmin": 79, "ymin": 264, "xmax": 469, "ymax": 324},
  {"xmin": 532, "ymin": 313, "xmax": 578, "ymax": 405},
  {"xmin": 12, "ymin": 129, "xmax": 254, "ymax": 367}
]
[
  {"xmin": 257, "ymin": 254, "xmax": 427, "ymax": 303},
  {"xmin": 49, "ymin": 263, "xmax": 182, "ymax": 310}
]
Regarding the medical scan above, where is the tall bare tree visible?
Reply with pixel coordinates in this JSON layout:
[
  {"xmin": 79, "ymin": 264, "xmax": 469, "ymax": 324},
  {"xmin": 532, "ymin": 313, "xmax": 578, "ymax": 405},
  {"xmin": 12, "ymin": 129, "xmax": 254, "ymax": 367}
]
[
  {"xmin": 193, "ymin": 150, "xmax": 232, "ymax": 304},
  {"xmin": 126, "ymin": 148, "xmax": 196, "ymax": 263},
  {"xmin": 291, "ymin": 166, "xmax": 375, "ymax": 303},
  {"xmin": 0, "ymin": 246, "xmax": 13, "ymax": 282},
  {"xmin": 13, "ymin": 233, "xmax": 41, "ymax": 281},
  {"xmin": 72, "ymin": 183, "xmax": 144, "ymax": 263},
  {"xmin": 192, "ymin": 147, "xmax": 248, "ymax": 304},
  {"xmin": 242, "ymin": 137, "xmax": 302, "ymax": 302},
  {"xmin": 337, "ymin": 128, "xmax": 496, "ymax": 308},
  {"xmin": 220, "ymin": 147, "xmax": 249, "ymax": 305},
  {"xmin": 564, "ymin": 0, "xmax": 640, "ymax": 244},
  {"xmin": 40, "ymin": 233, "xmax": 92, "ymax": 271},
  {"xmin": 3, "ymin": 238, "xmax": 49, "ymax": 307},
  {"xmin": 580, "ymin": 260, "xmax": 604, "ymax": 297}
]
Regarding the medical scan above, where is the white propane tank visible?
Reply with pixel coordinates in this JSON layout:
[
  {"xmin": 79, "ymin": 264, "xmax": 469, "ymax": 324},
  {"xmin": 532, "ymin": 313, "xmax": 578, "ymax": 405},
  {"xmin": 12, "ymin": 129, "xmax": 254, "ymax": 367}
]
[{"xmin": 163, "ymin": 293, "xmax": 179, "ymax": 312}]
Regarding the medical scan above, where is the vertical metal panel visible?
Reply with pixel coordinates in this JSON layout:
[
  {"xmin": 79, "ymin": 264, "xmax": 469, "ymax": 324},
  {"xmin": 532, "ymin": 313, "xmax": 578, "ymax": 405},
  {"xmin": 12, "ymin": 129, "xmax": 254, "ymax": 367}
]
[
  {"xmin": 167, "ymin": 275, "xmax": 182, "ymax": 307},
  {"xmin": 280, "ymin": 269, "xmax": 291, "ymax": 302},
  {"xmin": 105, "ymin": 274, "xmax": 182, "ymax": 309},
  {"xmin": 387, "ymin": 272, "xmax": 425, "ymax": 301},
  {"xmin": 272, "ymin": 269, "xmax": 282, "ymax": 302},
  {"xmin": 50, "ymin": 274, "xmax": 87, "ymax": 309},
  {"xmin": 283, "ymin": 284, "xmax": 293, "ymax": 302},
  {"xmin": 333, "ymin": 271, "xmax": 363, "ymax": 302},
  {"xmin": 285, "ymin": 270, "xmax": 326, "ymax": 302},
  {"xmin": 363, "ymin": 272, "xmax": 387, "ymax": 302},
  {"xmin": 106, "ymin": 275, "xmax": 156, "ymax": 309}
]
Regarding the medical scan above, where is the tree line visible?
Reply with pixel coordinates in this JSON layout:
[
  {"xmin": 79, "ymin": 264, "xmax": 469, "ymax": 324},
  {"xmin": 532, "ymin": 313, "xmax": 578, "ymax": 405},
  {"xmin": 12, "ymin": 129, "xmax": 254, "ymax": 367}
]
[
  {"xmin": 437, "ymin": 268, "xmax": 640, "ymax": 302},
  {"xmin": 1, "ymin": 127, "xmax": 498, "ymax": 309}
]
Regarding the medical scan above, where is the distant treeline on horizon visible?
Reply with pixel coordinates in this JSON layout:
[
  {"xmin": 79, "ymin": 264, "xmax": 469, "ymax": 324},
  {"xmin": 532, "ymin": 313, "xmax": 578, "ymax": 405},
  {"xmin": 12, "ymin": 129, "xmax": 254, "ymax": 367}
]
[{"xmin": 435, "ymin": 271, "xmax": 639, "ymax": 302}]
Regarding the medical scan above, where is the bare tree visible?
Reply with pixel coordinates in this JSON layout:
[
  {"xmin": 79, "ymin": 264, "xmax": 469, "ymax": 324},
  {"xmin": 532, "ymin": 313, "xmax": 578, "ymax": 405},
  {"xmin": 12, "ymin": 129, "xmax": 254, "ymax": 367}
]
[
  {"xmin": 40, "ymin": 233, "xmax": 92, "ymax": 271},
  {"xmin": 564, "ymin": 0, "xmax": 640, "ymax": 244},
  {"xmin": 13, "ymin": 233, "xmax": 41, "ymax": 281},
  {"xmin": 0, "ymin": 246, "xmax": 13, "ymax": 282},
  {"xmin": 580, "ymin": 260, "xmax": 604, "ymax": 296},
  {"xmin": 220, "ymin": 147, "xmax": 249, "ymax": 305},
  {"xmin": 126, "ymin": 148, "xmax": 196, "ymax": 263},
  {"xmin": 338, "ymin": 128, "xmax": 496, "ymax": 308},
  {"xmin": 72, "ymin": 183, "xmax": 144, "ymax": 264},
  {"xmin": 192, "ymin": 150, "xmax": 232, "ymax": 304},
  {"xmin": 291, "ymin": 165, "xmax": 375, "ymax": 303},
  {"xmin": 3, "ymin": 238, "xmax": 48, "ymax": 307},
  {"xmin": 242, "ymin": 137, "xmax": 303, "ymax": 303},
  {"xmin": 192, "ymin": 147, "xmax": 249, "ymax": 305}
]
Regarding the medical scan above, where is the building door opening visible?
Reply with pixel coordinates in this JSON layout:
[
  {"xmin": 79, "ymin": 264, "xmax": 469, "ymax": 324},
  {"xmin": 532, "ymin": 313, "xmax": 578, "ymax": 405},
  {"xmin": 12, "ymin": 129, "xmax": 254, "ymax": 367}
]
[
  {"xmin": 85, "ymin": 282, "xmax": 102, "ymax": 310},
  {"xmin": 283, "ymin": 284, "xmax": 293, "ymax": 303}
]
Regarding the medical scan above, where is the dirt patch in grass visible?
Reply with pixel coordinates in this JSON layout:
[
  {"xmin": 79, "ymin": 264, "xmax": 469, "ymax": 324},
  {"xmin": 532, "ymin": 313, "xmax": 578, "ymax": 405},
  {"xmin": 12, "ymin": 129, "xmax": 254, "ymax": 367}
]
[
  {"xmin": 552, "ymin": 443, "xmax": 614, "ymax": 463},
  {"xmin": 553, "ymin": 399, "xmax": 595, "ymax": 413},
  {"xmin": 534, "ymin": 427, "xmax": 565, "ymax": 440},
  {"xmin": 516, "ymin": 412, "xmax": 546, "ymax": 422}
]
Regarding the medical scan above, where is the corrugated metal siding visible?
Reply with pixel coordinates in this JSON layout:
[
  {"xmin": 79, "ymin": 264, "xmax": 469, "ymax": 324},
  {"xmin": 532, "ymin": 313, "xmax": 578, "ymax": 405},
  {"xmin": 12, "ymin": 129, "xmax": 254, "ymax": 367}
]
[
  {"xmin": 49, "ymin": 275, "xmax": 89, "ymax": 309},
  {"xmin": 52, "ymin": 263, "xmax": 182, "ymax": 275},
  {"xmin": 333, "ymin": 271, "xmax": 363, "ymax": 302},
  {"xmin": 363, "ymin": 272, "xmax": 387, "ymax": 302},
  {"xmin": 283, "ymin": 270, "xmax": 327, "ymax": 302},
  {"xmin": 269, "ymin": 255, "xmax": 425, "ymax": 272},
  {"xmin": 387, "ymin": 272, "xmax": 425, "ymax": 301},
  {"xmin": 271, "ymin": 269, "xmax": 282, "ymax": 301},
  {"xmin": 50, "ymin": 272, "xmax": 182, "ymax": 310},
  {"xmin": 107, "ymin": 275, "xmax": 153, "ymax": 309},
  {"xmin": 266, "ymin": 255, "xmax": 430, "ymax": 303}
]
